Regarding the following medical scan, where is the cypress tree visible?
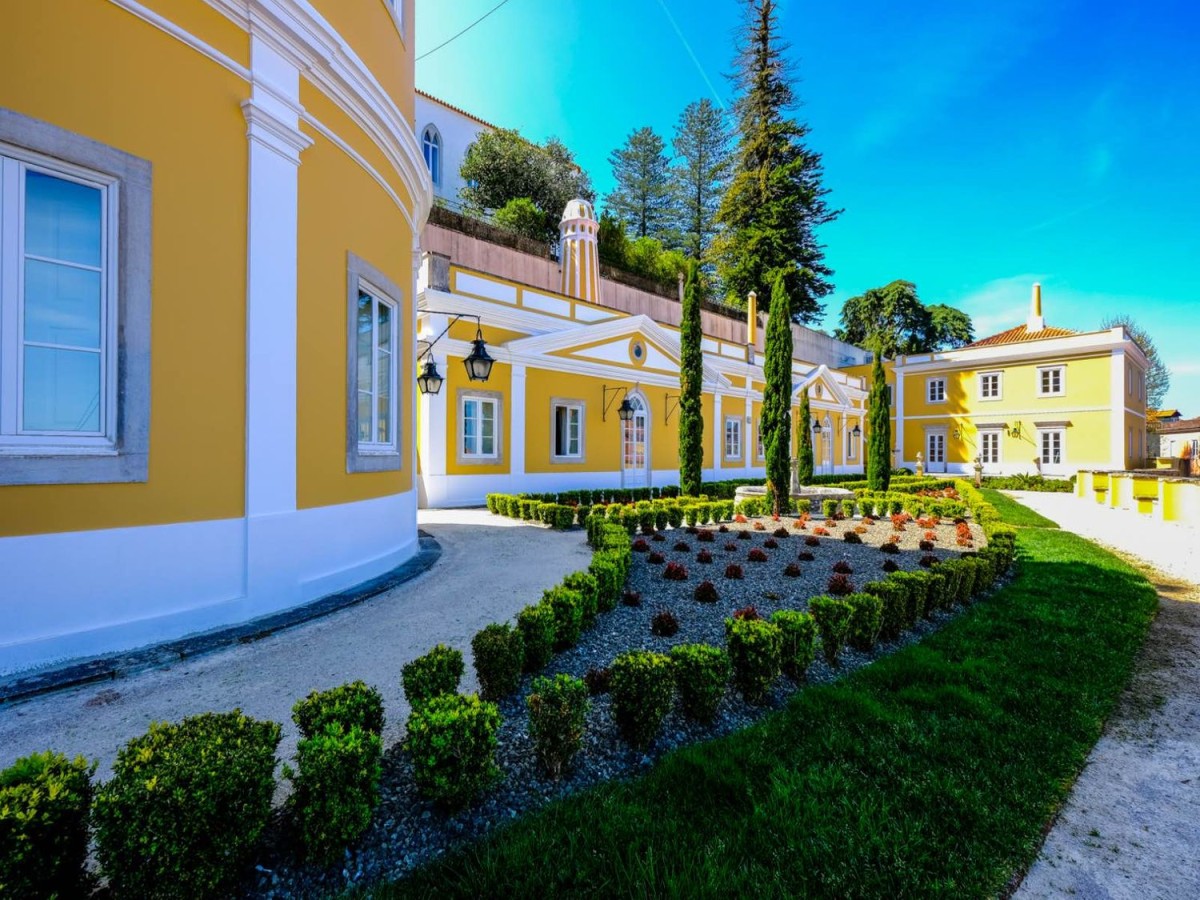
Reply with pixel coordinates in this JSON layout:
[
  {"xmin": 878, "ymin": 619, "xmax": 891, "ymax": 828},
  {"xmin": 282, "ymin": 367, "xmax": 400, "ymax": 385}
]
[
  {"xmin": 866, "ymin": 352, "xmax": 892, "ymax": 491},
  {"xmin": 797, "ymin": 387, "xmax": 814, "ymax": 485},
  {"xmin": 678, "ymin": 261, "xmax": 704, "ymax": 495},
  {"xmin": 762, "ymin": 273, "xmax": 793, "ymax": 515}
]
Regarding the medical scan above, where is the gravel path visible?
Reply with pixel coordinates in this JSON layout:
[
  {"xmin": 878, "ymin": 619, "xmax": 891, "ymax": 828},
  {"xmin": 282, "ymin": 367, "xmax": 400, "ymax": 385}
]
[
  {"xmin": 0, "ymin": 508, "xmax": 593, "ymax": 782},
  {"xmin": 1009, "ymin": 492, "xmax": 1200, "ymax": 900}
]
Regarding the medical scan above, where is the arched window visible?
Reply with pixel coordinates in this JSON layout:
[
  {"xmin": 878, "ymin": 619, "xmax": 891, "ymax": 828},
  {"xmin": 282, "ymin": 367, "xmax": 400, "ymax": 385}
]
[{"xmin": 422, "ymin": 126, "xmax": 441, "ymax": 186}]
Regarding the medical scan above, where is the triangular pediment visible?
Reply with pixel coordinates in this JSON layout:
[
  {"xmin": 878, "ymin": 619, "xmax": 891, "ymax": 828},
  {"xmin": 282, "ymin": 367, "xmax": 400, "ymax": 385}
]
[
  {"xmin": 505, "ymin": 315, "xmax": 728, "ymax": 386},
  {"xmin": 793, "ymin": 364, "xmax": 852, "ymax": 407}
]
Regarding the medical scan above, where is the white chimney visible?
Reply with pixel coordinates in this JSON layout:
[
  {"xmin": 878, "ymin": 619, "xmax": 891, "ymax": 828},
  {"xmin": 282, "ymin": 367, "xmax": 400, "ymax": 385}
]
[{"xmin": 1027, "ymin": 283, "xmax": 1045, "ymax": 332}]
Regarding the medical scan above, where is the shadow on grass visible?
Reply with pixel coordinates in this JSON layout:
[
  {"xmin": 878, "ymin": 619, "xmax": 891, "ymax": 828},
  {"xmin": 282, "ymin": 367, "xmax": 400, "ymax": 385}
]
[{"xmin": 371, "ymin": 528, "xmax": 1156, "ymax": 899}]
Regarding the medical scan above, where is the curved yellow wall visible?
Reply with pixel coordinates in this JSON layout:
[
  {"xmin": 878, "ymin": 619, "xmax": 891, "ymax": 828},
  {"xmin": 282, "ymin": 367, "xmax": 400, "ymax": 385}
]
[
  {"xmin": 309, "ymin": 0, "xmax": 414, "ymax": 119},
  {"xmin": 0, "ymin": 1, "xmax": 248, "ymax": 537}
]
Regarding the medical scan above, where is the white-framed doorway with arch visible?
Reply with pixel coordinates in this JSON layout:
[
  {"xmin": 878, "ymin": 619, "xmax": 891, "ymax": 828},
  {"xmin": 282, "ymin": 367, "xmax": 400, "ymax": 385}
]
[{"xmin": 621, "ymin": 391, "xmax": 650, "ymax": 488}]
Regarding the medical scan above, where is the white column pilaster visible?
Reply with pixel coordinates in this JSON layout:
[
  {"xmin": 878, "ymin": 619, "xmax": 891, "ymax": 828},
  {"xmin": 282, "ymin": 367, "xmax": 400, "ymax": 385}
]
[
  {"xmin": 1110, "ymin": 349, "xmax": 1126, "ymax": 468},
  {"xmin": 713, "ymin": 392, "xmax": 723, "ymax": 477},
  {"xmin": 242, "ymin": 34, "xmax": 312, "ymax": 603},
  {"xmin": 510, "ymin": 363, "xmax": 526, "ymax": 492},
  {"xmin": 893, "ymin": 365, "xmax": 905, "ymax": 469}
]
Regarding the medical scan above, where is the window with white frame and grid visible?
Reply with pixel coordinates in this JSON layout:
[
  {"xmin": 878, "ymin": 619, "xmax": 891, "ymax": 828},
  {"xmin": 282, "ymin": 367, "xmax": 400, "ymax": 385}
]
[
  {"xmin": 462, "ymin": 395, "xmax": 497, "ymax": 458},
  {"xmin": 979, "ymin": 430, "xmax": 1001, "ymax": 464},
  {"xmin": 979, "ymin": 372, "xmax": 1001, "ymax": 400},
  {"xmin": 724, "ymin": 416, "xmax": 741, "ymax": 459},
  {"xmin": 1040, "ymin": 429, "xmax": 1063, "ymax": 465},
  {"xmin": 355, "ymin": 285, "xmax": 397, "ymax": 451},
  {"xmin": 1038, "ymin": 366, "xmax": 1064, "ymax": 396},
  {"xmin": 1, "ymin": 153, "xmax": 114, "ymax": 447},
  {"xmin": 552, "ymin": 401, "xmax": 582, "ymax": 459},
  {"xmin": 927, "ymin": 378, "xmax": 946, "ymax": 402}
]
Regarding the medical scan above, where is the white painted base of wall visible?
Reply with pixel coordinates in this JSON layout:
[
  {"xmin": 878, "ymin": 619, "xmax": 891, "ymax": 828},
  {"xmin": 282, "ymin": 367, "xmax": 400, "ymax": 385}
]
[
  {"xmin": 0, "ymin": 490, "xmax": 418, "ymax": 676},
  {"xmin": 419, "ymin": 465, "xmax": 869, "ymax": 507},
  {"xmin": 897, "ymin": 460, "xmax": 1100, "ymax": 478}
]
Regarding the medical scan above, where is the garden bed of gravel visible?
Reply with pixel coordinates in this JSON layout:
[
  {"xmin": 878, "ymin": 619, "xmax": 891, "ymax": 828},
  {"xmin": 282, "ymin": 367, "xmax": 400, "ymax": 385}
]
[{"xmin": 245, "ymin": 514, "xmax": 986, "ymax": 899}]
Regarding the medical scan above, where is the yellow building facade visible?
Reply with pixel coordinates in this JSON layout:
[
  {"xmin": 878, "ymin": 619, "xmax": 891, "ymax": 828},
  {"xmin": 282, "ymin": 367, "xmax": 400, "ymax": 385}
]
[
  {"xmin": 416, "ymin": 204, "xmax": 871, "ymax": 507},
  {"xmin": 847, "ymin": 285, "xmax": 1149, "ymax": 476},
  {"xmin": 0, "ymin": 1, "xmax": 431, "ymax": 674}
]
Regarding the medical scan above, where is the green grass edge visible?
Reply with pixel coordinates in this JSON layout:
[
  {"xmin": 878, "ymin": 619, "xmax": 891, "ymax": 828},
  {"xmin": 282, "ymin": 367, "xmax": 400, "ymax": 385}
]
[{"xmin": 371, "ymin": 497, "xmax": 1157, "ymax": 899}]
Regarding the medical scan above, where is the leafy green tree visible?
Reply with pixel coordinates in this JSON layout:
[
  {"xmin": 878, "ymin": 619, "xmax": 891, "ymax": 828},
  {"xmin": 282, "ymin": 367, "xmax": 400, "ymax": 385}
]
[
  {"xmin": 836, "ymin": 280, "xmax": 974, "ymax": 355},
  {"xmin": 713, "ymin": 0, "xmax": 839, "ymax": 324},
  {"xmin": 867, "ymin": 353, "xmax": 892, "ymax": 491},
  {"xmin": 460, "ymin": 129, "xmax": 593, "ymax": 241},
  {"xmin": 604, "ymin": 127, "xmax": 675, "ymax": 243},
  {"xmin": 1101, "ymin": 314, "xmax": 1171, "ymax": 408},
  {"xmin": 672, "ymin": 99, "xmax": 732, "ymax": 264},
  {"xmin": 678, "ymin": 262, "xmax": 705, "ymax": 495},
  {"xmin": 924, "ymin": 304, "xmax": 975, "ymax": 349},
  {"xmin": 493, "ymin": 197, "xmax": 549, "ymax": 241},
  {"xmin": 762, "ymin": 273, "xmax": 793, "ymax": 514},
  {"xmin": 597, "ymin": 211, "xmax": 629, "ymax": 267},
  {"xmin": 797, "ymin": 387, "xmax": 814, "ymax": 485}
]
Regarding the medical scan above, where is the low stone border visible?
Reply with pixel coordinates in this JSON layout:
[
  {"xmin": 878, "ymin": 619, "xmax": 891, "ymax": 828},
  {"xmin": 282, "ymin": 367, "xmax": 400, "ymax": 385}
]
[{"xmin": 0, "ymin": 533, "xmax": 443, "ymax": 705}]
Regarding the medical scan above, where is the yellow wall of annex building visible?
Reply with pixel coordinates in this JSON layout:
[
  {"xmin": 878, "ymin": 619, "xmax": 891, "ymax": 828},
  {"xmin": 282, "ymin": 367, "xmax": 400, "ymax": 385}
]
[
  {"xmin": 444, "ymin": 361, "xmax": 513, "ymax": 476},
  {"xmin": 0, "ymin": 1, "xmax": 248, "ymax": 537},
  {"xmin": 296, "ymin": 107, "xmax": 416, "ymax": 509}
]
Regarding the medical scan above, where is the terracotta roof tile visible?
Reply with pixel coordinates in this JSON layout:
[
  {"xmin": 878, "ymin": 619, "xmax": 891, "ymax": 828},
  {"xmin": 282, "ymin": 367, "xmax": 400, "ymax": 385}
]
[
  {"xmin": 1157, "ymin": 416, "xmax": 1200, "ymax": 434},
  {"xmin": 967, "ymin": 323, "xmax": 1078, "ymax": 348},
  {"xmin": 416, "ymin": 89, "xmax": 498, "ymax": 132}
]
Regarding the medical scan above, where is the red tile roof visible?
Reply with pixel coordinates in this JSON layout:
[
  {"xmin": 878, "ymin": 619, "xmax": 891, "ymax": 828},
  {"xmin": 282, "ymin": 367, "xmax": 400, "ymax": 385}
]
[
  {"xmin": 967, "ymin": 323, "xmax": 1078, "ymax": 348},
  {"xmin": 1157, "ymin": 416, "xmax": 1200, "ymax": 435},
  {"xmin": 416, "ymin": 89, "xmax": 499, "ymax": 132}
]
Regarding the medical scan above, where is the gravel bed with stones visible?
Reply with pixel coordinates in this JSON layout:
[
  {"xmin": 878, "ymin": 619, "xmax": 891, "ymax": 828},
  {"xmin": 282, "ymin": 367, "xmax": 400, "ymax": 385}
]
[{"xmin": 243, "ymin": 515, "xmax": 986, "ymax": 899}]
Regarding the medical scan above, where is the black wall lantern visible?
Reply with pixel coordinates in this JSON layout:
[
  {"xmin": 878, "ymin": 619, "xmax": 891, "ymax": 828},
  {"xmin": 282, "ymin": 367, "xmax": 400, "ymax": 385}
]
[
  {"xmin": 417, "ymin": 311, "xmax": 494, "ymax": 395},
  {"xmin": 851, "ymin": 423, "xmax": 862, "ymax": 438},
  {"xmin": 812, "ymin": 418, "xmax": 823, "ymax": 434},
  {"xmin": 603, "ymin": 385, "xmax": 636, "ymax": 422}
]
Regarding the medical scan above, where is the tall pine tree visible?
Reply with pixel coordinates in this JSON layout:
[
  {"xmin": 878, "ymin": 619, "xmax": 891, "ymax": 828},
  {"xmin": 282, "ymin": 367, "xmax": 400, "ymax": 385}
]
[
  {"xmin": 672, "ymin": 99, "xmax": 732, "ymax": 264},
  {"xmin": 797, "ymin": 387, "xmax": 814, "ymax": 485},
  {"xmin": 604, "ymin": 127, "xmax": 674, "ymax": 242},
  {"xmin": 714, "ymin": 0, "xmax": 839, "ymax": 324},
  {"xmin": 761, "ymin": 273, "xmax": 793, "ymax": 514},
  {"xmin": 866, "ymin": 352, "xmax": 892, "ymax": 491},
  {"xmin": 678, "ymin": 261, "xmax": 705, "ymax": 495}
]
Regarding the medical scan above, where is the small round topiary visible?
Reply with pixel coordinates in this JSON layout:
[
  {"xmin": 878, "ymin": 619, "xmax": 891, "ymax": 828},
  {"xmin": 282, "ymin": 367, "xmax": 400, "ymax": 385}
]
[
  {"xmin": 773, "ymin": 527, "xmax": 789, "ymax": 538},
  {"xmin": 724, "ymin": 563, "xmax": 744, "ymax": 579},
  {"xmin": 647, "ymin": 551, "xmax": 666, "ymax": 564},
  {"xmin": 663, "ymin": 562, "xmax": 689, "ymax": 581},
  {"xmin": 673, "ymin": 541, "xmax": 691, "ymax": 552},
  {"xmin": 696, "ymin": 549, "xmax": 713, "ymax": 563},
  {"xmin": 724, "ymin": 542, "xmax": 739, "ymax": 552},
  {"xmin": 832, "ymin": 560, "xmax": 853, "ymax": 575},
  {"xmin": 843, "ymin": 531, "xmax": 863, "ymax": 544},
  {"xmin": 827, "ymin": 573, "xmax": 855, "ymax": 596},
  {"xmin": 763, "ymin": 538, "xmax": 778, "ymax": 549},
  {"xmin": 783, "ymin": 563, "xmax": 802, "ymax": 577},
  {"xmin": 651, "ymin": 609, "xmax": 681, "ymax": 637},
  {"xmin": 694, "ymin": 580, "xmax": 720, "ymax": 603},
  {"xmin": 632, "ymin": 538, "xmax": 650, "ymax": 552},
  {"xmin": 718, "ymin": 524, "xmax": 729, "ymax": 533},
  {"xmin": 651, "ymin": 533, "xmax": 666, "ymax": 542},
  {"xmin": 879, "ymin": 542, "xmax": 900, "ymax": 555},
  {"xmin": 881, "ymin": 558, "xmax": 899, "ymax": 573},
  {"xmin": 737, "ymin": 530, "xmax": 752, "ymax": 541},
  {"xmin": 920, "ymin": 554, "xmax": 939, "ymax": 568},
  {"xmin": 748, "ymin": 548, "xmax": 768, "ymax": 563},
  {"xmin": 584, "ymin": 666, "xmax": 612, "ymax": 695},
  {"xmin": 805, "ymin": 535, "xmax": 820, "ymax": 547},
  {"xmin": 919, "ymin": 539, "xmax": 935, "ymax": 552},
  {"xmin": 797, "ymin": 550, "xmax": 815, "ymax": 561},
  {"xmin": 697, "ymin": 529, "xmax": 715, "ymax": 543},
  {"xmin": 622, "ymin": 590, "xmax": 643, "ymax": 607}
]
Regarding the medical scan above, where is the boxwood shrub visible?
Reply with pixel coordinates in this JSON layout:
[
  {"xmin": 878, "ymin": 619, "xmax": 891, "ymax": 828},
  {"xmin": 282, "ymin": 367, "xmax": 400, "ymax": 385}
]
[
  {"xmin": 670, "ymin": 643, "xmax": 731, "ymax": 723},
  {"xmin": 725, "ymin": 617, "xmax": 783, "ymax": 703},
  {"xmin": 862, "ymin": 580, "xmax": 907, "ymax": 641},
  {"xmin": 286, "ymin": 723, "xmax": 382, "ymax": 862},
  {"xmin": 517, "ymin": 603, "xmax": 557, "ymax": 672},
  {"xmin": 527, "ymin": 674, "xmax": 590, "ymax": 779},
  {"xmin": 809, "ymin": 595, "xmax": 854, "ymax": 666},
  {"xmin": 544, "ymin": 587, "xmax": 585, "ymax": 649},
  {"xmin": 845, "ymin": 592, "xmax": 885, "ymax": 651},
  {"xmin": 471, "ymin": 623, "xmax": 525, "ymax": 700},
  {"xmin": 293, "ymin": 680, "xmax": 383, "ymax": 739},
  {"xmin": 562, "ymin": 571, "xmax": 600, "ymax": 626},
  {"xmin": 0, "ymin": 751, "xmax": 95, "ymax": 899},
  {"xmin": 402, "ymin": 644, "xmax": 464, "ymax": 708},
  {"xmin": 405, "ymin": 694, "xmax": 500, "ymax": 808},
  {"xmin": 610, "ymin": 650, "xmax": 675, "ymax": 749},
  {"xmin": 769, "ymin": 610, "xmax": 817, "ymax": 681},
  {"xmin": 93, "ymin": 711, "xmax": 280, "ymax": 898}
]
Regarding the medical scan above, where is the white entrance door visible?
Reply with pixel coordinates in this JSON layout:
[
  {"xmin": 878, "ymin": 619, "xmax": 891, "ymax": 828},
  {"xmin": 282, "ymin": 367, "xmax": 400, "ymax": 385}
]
[
  {"xmin": 822, "ymin": 415, "xmax": 833, "ymax": 474},
  {"xmin": 927, "ymin": 430, "xmax": 946, "ymax": 472},
  {"xmin": 622, "ymin": 394, "xmax": 649, "ymax": 487}
]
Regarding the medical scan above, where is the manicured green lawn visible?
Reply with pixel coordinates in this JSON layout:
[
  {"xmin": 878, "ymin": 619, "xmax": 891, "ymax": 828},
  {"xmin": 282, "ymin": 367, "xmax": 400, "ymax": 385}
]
[
  {"xmin": 374, "ymin": 499, "xmax": 1155, "ymax": 899},
  {"xmin": 979, "ymin": 487, "xmax": 1061, "ymax": 529}
]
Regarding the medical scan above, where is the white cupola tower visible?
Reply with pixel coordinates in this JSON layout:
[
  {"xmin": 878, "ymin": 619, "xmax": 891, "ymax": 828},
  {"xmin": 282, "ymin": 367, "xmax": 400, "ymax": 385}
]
[{"xmin": 559, "ymin": 199, "xmax": 601, "ymax": 304}]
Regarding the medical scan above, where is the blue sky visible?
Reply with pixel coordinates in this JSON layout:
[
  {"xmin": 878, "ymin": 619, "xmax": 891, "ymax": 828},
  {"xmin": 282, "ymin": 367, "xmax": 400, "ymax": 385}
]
[{"xmin": 417, "ymin": 0, "xmax": 1199, "ymax": 410}]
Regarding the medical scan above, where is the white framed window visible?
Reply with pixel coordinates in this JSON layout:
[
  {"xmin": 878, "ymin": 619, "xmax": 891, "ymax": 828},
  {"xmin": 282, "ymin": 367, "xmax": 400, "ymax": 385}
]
[
  {"xmin": 552, "ymin": 400, "xmax": 583, "ymax": 460},
  {"xmin": 1040, "ymin": 428, "xmax": 1064, "ymax": 465},
  {"xmin": 847, "ymin": 424, "xmax": 859, "ymax": 459},
  {"xmin": 346, "ymin": 253, "xmax": 402, "ymax": 473},
  {"xmin": 1038, "ymin": 365, "xmax": 1065, "ymax": 397},
  {"xmin": 462, "ymin": 394, "xmax": 498, "ymax": 459},
  {"xmin": 384, "ymin": 0, "xmax": 405, "ymax": 39},
  {"xmin": 724, "ymin": 415, "xmax": 741, "ymax": 459},
  {"xmin": 926, "ymin": 429, "xmax": 946, "ymax": 464},
  {"xmin": 422, "ymin": 126, "xmax": 441, "ymax": 187},
  {"xmin": 979, "ymin": 430, "xmax": 1001, "ymax": 465},
  {"xmin": 927, "ymin": 377, "xmax": 946, "ymax": 403},
  {"xmin": 979, "ymin": 371, "xmax": 1002, "ymax": 400},
  {"xmin": 0, "ymin": 111, "xmax": 151, "ymax": 486}
]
